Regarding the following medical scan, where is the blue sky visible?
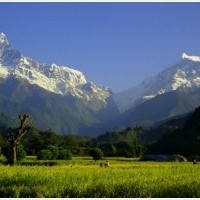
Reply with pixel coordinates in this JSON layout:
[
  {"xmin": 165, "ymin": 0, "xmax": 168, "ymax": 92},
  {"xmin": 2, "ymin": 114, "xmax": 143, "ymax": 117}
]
[{"xmin": 1, "ymin": 3, "xmax": 200, "ymax": 92}]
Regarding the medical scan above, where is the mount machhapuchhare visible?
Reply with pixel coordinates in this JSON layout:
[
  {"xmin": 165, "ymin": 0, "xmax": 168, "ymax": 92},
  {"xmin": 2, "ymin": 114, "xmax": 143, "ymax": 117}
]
[
  {"xmin": 0, "ymin": 32, "xmax": 119, "ymax": 136},
  {"xmin": 1, "ymin": 32, "xmax": 200, "ymax": 136}
]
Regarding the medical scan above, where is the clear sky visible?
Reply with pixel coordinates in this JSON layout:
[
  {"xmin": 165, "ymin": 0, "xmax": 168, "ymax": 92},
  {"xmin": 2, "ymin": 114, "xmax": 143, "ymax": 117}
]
[{"xmin": 1, "ymin": 3, "xmax": 200, "ymax": 92}]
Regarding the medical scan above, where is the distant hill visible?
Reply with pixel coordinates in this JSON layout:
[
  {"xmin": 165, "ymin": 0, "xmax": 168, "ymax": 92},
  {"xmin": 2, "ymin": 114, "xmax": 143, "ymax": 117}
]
[
  {"xmin": 148, "ymin": 106, "xmax": 200, "ymax": 156},
  {"xmin": 121, "ymin": 87, "xmax": 200, "ymax": 128},
  {"xmin": 138, "ymin": 112, "xmax": 191, "ymax": 145},
  {"xmin": 97, "ymin": 127, "xmax": 146, "ymax": 144}
]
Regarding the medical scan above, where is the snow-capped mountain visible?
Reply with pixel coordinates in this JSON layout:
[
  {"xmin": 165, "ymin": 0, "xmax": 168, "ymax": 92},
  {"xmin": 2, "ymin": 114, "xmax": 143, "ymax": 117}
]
[
  {"xmin": 0, "ymin": 32, "xmax": 110, "ymax": 108},
  {"xmin": 3, "ymin": 31, "xmax": 200, "ymax": 135},
  {"xmin": 114, "ymin": 52, "xmax": 200, "ymax": 113},
  {"xmin": 0, "ymin": 32, "xmax": 121, "ymax": 135}
]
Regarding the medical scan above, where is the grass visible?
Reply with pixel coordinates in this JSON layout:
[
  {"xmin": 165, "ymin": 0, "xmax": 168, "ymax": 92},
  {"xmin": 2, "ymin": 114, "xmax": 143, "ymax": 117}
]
[{"xmin": 0, "ymin": 157, "xmax": 199, "ymax": 197}]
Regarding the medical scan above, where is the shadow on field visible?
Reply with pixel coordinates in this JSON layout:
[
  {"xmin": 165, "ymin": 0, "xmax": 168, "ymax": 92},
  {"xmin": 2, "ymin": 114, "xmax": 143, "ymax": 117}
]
[
  {"xmin": 153, "ymin": 184, "xmax": 200, "ymax": 198},
  {"xmin": 0, "ymin": 187, "xmax": 38, "ymax": 198},
  {"xmin": 0, "ymin": 183, "xmax": 200, "ymax": 198},
  {"xmin": 61, "ymin": 183, "xmax": 200, "ymax": 198},
  {"xmin": 20, "ymin": 161, "xmax": 59, "ymax": 166}
]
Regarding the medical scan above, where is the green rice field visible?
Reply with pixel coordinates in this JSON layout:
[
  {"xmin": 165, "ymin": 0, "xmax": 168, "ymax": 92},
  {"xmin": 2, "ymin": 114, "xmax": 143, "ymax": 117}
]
[{"xmin": 0, "ymin": 157, "xmax": 199, "ymax": 198}]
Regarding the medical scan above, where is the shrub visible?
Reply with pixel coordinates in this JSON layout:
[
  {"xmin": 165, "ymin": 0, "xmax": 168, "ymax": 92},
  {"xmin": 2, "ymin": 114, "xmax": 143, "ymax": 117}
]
[
  {"xmin": 47, "ymin": 145, "xmax": 59, "ymax": 160},
  {"xmin": 37, "ymin": 149, "xmax": 52, "ymax": 160},
  {"xmin": 37, "ymin": 146, "xmax": 73, "ymax": 160},
  {"xmin": 58, "ymin": 148, "xmax": 72, "ymax": 160},
  {"xmin": 89, "ymin": 148, "xmax": 103, "ymax": 161}
]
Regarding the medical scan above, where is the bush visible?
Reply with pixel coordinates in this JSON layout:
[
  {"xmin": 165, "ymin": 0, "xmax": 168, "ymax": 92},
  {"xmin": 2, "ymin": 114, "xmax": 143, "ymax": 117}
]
[
  {"xmin": 89, "ymin": 148, "xmax": 103, "ymax": 161},
  {"xmin": 37, "ymin": 147, "xmax": 72, "ymax": 160},
  {"xmin": 58, "ymin": 148, "xmax": 72, "ymax": 160},
  {"xmin": 37, "ymin": 149, "xmax": 52, "ymax": 160},
  {"xmin": 47, "ymin": 145, "xmax": 59, "ymax": 160}
]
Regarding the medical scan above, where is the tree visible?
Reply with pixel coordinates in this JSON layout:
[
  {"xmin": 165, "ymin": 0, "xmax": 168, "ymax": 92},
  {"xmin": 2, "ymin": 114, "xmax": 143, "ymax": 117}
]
[
  {"xmin": 99, "ymin": 143, "xmax": 117, "ymax": 156},
  {"xmin": 2, "ymin": 142, "xmax": 26, "ymax": 163},
  {"xmin": 22, "ymin": 128, "xmax": 42, "ymax": 156},
  {"xmin": 89, "ymin": 148, "xmax": 103, "ymax": 161},
  {"xmin": 6, "ymin": 114, "xmax": 33, "ymax": 165},
  {"xmin": 114, "ymin": 141, "xmax": 132, "ymax": 157},
  {"xmin": 37, "ymin": 149, "xmax": 52, "ymax": 160},
  {"xmin": 58, "ymin": 147, "xmax": 72, "ymax": 160},
  {"xmin": 47, "ymin": 145, "xmax": 59, "ymax": 160},
  {"xmin": 40, "ymin": 130, "xmax": 59, "ymax": 148},
  {"xmin": 62, "ymin": 135, "xmax": 78, "ymax": 147}
]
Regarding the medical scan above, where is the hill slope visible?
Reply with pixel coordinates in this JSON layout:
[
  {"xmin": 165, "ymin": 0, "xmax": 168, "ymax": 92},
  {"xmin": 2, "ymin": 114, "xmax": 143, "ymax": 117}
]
[
  {"xmin": 122, "ymin": 87, "xmax": 200, "ymax": 127},
  {"xmin": 148, "ymin": 106, "xmax": 200, "ymax": 156}
]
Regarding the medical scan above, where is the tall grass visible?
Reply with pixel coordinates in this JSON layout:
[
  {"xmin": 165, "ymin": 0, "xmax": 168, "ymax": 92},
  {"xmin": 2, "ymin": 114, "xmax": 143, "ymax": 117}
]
[{"xmin": 0, "ymin": 158, "xmax": 199, "ymax": 197}]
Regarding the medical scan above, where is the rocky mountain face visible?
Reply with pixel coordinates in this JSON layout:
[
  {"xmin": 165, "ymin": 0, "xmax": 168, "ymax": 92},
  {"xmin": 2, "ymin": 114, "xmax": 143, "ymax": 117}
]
[
  {"xmin": 0, "ymin": 33, "xmax": 120, "ymax": 135},
  {"xmin": 0, "ymin": 33, "xmax": 111, "ymax": 109},
  {"xmin": 114, "ymin": 53, "xmax": 200, "ymax": 113},
  {"xmin": 1, "ymin": 32, "xmax": 200, "ymax": 136}
]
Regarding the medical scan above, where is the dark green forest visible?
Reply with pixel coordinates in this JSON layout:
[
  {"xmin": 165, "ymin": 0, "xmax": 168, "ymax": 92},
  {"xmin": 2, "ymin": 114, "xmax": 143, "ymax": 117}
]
[
  {"xmin": 149, "ymin": 106, "xmax": 200, "ymax": 157},
  {"xmin": 1, "ymin": 106, "xmax": 200, "ymax": 163},
  {"xmin": 0, "ymin": 124, "xmax": 147, "ymax": 163}
]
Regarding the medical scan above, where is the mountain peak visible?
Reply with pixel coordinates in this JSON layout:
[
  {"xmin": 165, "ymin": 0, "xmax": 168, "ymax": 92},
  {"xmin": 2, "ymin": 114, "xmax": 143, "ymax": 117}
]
[
  {"xmin": 182, "ymin": 52, "xmax": 200, "ymax": 62},
  {"xmin": 0, "ymin": 32, "xmax": 9, "ymax": 46},
  {"xmin": 115, "ymin": 52, "xmax": 200, "ymax": 112},
  {"xmin": 0, "ymin": 33, "xmax": 111, "ymax": 108}
]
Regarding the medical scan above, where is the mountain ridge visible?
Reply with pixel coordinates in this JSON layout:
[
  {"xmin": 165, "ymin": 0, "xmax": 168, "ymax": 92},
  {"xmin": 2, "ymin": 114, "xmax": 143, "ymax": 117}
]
[
  {"xmin": 114, "ymin": 52, "xmax": 200, "ymax": 112},
  {"xmin": 0, "ymin": 33, "xmax": 120, "ymax": 135},
  {"xmin": 1, "ymin": 32, "xmax": 200, "ymax": 137},
  {"xmin": 0, "ymin": 32, "xmax": 111, "ymax": 111}
]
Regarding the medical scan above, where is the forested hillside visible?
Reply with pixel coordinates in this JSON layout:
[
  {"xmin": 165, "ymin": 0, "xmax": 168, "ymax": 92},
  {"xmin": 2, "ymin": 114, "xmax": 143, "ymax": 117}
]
[{"xmin": 148, "ymin": 107, "xmax": 200, "ymax": 157}]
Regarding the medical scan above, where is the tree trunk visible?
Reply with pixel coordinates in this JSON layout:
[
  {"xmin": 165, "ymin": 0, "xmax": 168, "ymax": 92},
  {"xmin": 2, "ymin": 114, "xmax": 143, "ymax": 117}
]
[
  {"xmin": 7, "ymin": 114, "xmax": 32, "ymax": 165},
  {"xmin": 11, "ymin": 142, "xmax": 17, "ymax": 166}
]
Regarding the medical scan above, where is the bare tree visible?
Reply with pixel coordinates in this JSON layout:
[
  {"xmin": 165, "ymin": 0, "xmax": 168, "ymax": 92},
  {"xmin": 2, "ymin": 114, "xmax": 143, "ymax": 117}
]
[{"xmin": 7, "ymin": 114, "xmax": 33, "ymax": 165}]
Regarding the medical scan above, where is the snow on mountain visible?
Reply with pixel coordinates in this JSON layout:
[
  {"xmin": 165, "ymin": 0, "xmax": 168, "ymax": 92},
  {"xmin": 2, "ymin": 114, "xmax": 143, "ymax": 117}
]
[
  {"xmin": 114, "ymin": 52, "xmax": 200, "ymax": 113},
  {"xmin": 182, "ymin": 52, "xmax": 200, "ymax": 62},
  {"xmin": 0, "ymin": 32, "xmax": 9, "ymax": 47},
  {"xmin": 0, "ymin": 33, "xmax": 110, "ymax": 105}
]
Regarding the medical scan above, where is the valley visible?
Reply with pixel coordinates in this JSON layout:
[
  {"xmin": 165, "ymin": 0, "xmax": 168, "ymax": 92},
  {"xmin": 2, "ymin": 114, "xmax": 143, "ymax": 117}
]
[{"xmin": 1, "ymin": 2, "xmax": 200, "ymax": 198}]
